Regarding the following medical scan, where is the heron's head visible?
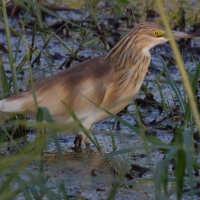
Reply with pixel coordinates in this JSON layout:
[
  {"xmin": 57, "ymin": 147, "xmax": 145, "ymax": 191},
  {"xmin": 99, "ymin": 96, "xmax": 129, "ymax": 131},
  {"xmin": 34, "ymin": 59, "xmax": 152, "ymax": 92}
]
[
  {"xmin": 105, "ymin": 22, "xmax": 169, "ymax": 64},
  {"xmin": 104, "ymin": 22, "xmax": 195, "ymax": 69},
  {"xmin": 131, "ymin": 22, "xmax": 168, "ymax": 55}
]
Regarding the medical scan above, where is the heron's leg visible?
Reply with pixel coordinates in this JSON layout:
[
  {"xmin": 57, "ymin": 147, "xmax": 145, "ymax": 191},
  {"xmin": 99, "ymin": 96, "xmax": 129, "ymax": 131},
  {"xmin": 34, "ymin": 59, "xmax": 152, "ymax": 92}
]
[
  {"xmin": 85, "ymin": 124, "xmax": 94, "ymax": 145},
  {"xmin": 113, "ymin": 106, "xmax": 128, "ymax": 130},
  {"xmin": 74, "ymin": 123, "xmax": 92, "ymax": 147},
  {"xmin": 74, "ymin": 131, "xmax": 91, "ymax": 147},
  {"xmin": 74, "ymin": 133, "xmax": 83, "ymax": 147}
]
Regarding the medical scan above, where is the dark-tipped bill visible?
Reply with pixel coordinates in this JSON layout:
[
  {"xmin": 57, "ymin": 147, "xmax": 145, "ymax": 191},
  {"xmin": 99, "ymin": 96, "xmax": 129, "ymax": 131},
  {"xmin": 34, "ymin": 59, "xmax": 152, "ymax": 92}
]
[{"xmin": 172, "ymin": 31, "xmax": 198, "ymax": 39}]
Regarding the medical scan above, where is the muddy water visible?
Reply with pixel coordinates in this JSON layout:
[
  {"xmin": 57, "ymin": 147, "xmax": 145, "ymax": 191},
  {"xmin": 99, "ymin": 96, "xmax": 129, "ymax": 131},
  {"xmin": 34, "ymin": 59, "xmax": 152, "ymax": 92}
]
[
  {"xmin": 0, "ymin": 6, "xmax": 200, "ymax": 200},
  {"xmin": 22, "ymin": 132, "xmax": 156, "ymax": 199}
]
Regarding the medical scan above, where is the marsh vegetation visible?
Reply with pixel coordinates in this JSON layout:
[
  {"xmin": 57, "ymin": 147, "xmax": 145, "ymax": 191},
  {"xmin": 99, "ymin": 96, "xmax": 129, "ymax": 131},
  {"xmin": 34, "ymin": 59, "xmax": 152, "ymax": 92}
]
[{"xmin": 0, "ymin": 0, "xmax": 200, "ymax": 199}]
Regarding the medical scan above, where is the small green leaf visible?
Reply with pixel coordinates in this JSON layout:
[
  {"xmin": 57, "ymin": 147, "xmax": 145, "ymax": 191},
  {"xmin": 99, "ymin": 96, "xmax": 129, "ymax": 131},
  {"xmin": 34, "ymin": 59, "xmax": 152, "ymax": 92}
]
[
  {"xmin": 0, "ymin": 56, "xmax": 10, "ymax": 99},
  {"xmin": 16, "ymin": 49, "xmax": 36, "ymax": 74},
  {"xmin": 158, "ymin": 54, "xmax": 185, "ymax": 113}
]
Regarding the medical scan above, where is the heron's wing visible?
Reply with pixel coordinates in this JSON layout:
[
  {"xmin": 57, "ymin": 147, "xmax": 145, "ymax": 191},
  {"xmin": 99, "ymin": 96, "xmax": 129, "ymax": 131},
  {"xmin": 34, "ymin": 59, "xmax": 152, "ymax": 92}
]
[{"xmin": 1, "ymin": 56, "xmax": 114, "ymax": 122}]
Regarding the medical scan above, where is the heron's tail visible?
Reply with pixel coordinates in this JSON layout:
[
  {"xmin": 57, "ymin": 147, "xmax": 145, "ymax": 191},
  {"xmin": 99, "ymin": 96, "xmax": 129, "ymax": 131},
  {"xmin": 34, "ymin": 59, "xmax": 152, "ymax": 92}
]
[{"xmin": 0, "ymin": 98, "xmax": 25, "ymax": 115}]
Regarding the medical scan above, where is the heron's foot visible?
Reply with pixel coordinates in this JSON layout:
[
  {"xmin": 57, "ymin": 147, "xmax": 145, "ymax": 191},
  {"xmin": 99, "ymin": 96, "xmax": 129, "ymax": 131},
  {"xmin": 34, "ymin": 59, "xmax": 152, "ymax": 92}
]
[
  {"xmin": 71, "ymin": 146, "xmax": 83, "ymax": 152},
  {"xmin": 85, "ymin": 136, "xmax": 103, "ymax": 154},
  {"xmin": 71, "ymin": 134, "xmax": 82, "ymax": 151},
  {"xmin": 84, "ymin": 143, "xmax": 93, "ymax": 152},
  {"xmin": 74, "ymin": 134, "xmax": 83, "ymax": 147}
]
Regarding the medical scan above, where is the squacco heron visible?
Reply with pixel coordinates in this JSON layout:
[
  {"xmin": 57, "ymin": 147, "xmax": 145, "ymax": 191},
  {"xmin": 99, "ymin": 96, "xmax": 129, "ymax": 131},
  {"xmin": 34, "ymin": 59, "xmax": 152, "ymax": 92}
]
[{"xmin": 0, "ymin": 22, "xmax": 193, "ymax": 148}]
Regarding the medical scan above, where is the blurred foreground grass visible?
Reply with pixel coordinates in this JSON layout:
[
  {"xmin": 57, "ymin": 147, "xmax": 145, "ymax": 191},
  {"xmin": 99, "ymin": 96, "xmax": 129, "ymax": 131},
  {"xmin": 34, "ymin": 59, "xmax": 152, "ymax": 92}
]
[{"xmin": 0, "ymin": 0, "xmax": 200, "ymax": 199}]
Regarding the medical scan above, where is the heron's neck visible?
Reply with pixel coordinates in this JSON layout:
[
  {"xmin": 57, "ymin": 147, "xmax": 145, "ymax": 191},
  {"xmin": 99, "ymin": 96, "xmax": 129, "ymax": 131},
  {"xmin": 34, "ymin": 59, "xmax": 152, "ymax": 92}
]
[{"xmin": 104, "ymin": 32, "xmax": 150, "ymax": 70}]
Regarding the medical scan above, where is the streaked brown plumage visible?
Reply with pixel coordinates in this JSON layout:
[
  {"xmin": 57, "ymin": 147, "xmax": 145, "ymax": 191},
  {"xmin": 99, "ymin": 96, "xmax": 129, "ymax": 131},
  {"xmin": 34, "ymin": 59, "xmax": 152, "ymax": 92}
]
[{"xmin": 0, "ymin": 22, "xmax": 191, "ymax": 147}]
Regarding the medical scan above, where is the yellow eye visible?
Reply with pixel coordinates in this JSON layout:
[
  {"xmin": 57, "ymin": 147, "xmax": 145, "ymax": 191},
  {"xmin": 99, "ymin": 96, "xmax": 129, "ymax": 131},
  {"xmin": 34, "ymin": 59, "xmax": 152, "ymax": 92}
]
[
  {"xmin": 153, "ymin": 31, "xmax": 158, "ymax": 36},
  {"xmin": 152, "ymin": 30, "xmax": 165, "ymax": 37}
]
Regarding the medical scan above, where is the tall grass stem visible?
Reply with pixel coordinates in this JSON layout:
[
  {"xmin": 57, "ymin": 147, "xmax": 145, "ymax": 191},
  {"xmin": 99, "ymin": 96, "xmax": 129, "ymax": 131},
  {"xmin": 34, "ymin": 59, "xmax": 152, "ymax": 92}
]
[
  {"xmin": 2, "ymin": 0, "xmax": 19, "ymax": 94},
  {"xmin": 156, "ymin": 0, "xmax": 200, "ymax": 132}
]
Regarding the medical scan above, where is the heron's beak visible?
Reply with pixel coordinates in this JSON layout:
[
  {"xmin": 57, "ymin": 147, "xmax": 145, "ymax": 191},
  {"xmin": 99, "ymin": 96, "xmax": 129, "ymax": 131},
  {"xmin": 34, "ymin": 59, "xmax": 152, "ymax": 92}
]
[{"xmin": 171, "ymin": 31, "xmax": 198, "ymax": 39}]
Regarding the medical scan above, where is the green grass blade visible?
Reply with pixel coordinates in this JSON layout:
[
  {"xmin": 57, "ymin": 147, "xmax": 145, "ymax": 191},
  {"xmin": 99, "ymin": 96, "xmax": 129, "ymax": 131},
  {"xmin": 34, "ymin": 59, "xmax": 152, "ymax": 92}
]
[
  {"xmin": 182, "ymin": 129, "xmax": 195, "ymax": 198},
  {"xmin": 37, "ymin": 107, "xmax": 53, "ymax": 123},
  {"xmin": 191, "ymin": 62, "xmax": 200, "ymax": 93},
  {"xmin": 38, "ymin": 107, "xmax": 63, "ymax": 156},
  {"xmin": 0, "ymin": 56, "xmax": 10, "ymax": 99},
  {"xmin": 108, "ymin": 126, "xmax": 117, "ymax": 151},
  {"xmin": 82, "ymin": 37, "xmax": 100, "ymax": 46},
  {"xmin": 2, "ymin": 0, "xmax": 19, "ymax": 94},
  {"xmin": 156, "ymin": 0, "xmax": 200, "ymax": 136},
  {"xmin": 154, "ymin": 148, "xmax": 178, "ymax": 199},
  {"xmin": 20, "ymin": 0, "xmax": 87, "ymax": 31},
  {"xmin": 0, "ymin": 125, "xmax": 17, "ymax": 146},
  {"xmin": 16, "ymin": 49, "xmax": 36, "ymax": 74},
  {"xmin": 58, "ymin": 182, "xmax": 69, "ymax": 200},
  {"xmin": 184, "ymin": 62, "xmax": 200, "ymax": 121},
  {"xmin": 13, "ymin": 3, "xmax": 31, "ymax": 63},
  {"xmin": 16, "ymin": 177, "xmax": 32, "ymax": 200},
  {"xmin": 158, "ymin": 54, "xmax": 185, "ymax": 113},
  {"xmin": 83, "ymin": 96, "xmax": 168, "ymax": 148},
  {"xmin": 173, "ymin": 128, "xmax": 186, "ymax": 200},
  {"xmin": 61, "ymin": 101, "xmax": 101, "ymax": 149},
  {"xmin": 154, "ymin": 77, "xmax": 167, "ymax": 112}
]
